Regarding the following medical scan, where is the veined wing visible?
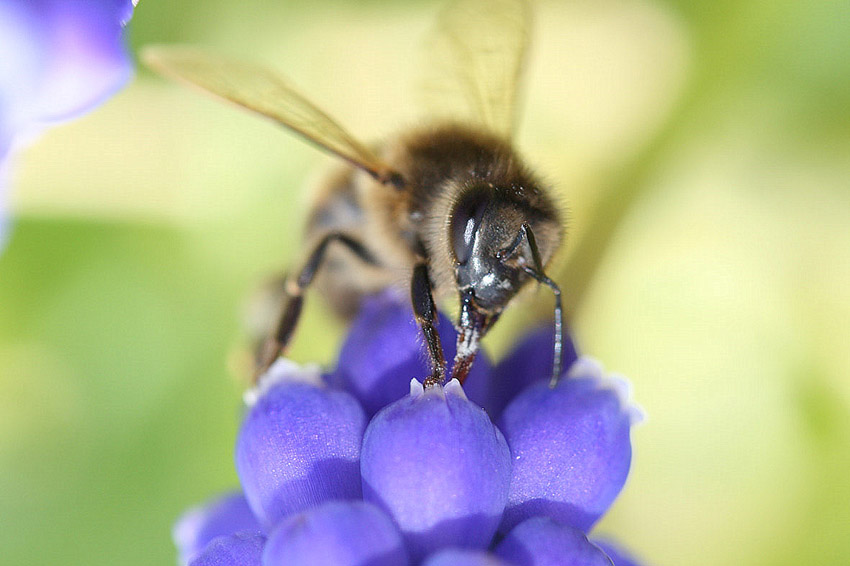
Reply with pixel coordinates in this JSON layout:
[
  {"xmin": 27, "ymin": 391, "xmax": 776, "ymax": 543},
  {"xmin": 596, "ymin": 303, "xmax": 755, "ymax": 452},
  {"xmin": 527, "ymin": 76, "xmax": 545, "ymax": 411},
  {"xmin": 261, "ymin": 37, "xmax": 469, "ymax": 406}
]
[
  {"xmin": 142, "ymin": 46, "xmax": 401, "ymax": 185},
  {"xmin": 419, "ymin": 0, "xmax": 531, "ymax": 139}
]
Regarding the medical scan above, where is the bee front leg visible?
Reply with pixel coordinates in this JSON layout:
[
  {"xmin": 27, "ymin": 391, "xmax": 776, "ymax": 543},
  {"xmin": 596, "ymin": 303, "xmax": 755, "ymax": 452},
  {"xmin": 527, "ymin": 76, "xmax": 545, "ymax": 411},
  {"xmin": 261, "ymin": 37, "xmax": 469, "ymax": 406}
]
[
  {"xmin": 411, "ymin": 261, "xmax": 448, "ymax": 388},
  {"xmin": 255, "ymin": 232, "xmax": 378, "ymax": 382},
  {"xmin": 451, "ymin": 289, "xmax": 499, "ymax": 385}
]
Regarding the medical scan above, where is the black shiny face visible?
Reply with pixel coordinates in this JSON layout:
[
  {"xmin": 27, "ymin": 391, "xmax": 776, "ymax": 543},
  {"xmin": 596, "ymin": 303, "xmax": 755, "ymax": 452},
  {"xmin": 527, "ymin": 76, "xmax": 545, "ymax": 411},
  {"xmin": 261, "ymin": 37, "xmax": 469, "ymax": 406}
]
[
  {"xmin": 449, "ymin": 185, "xmax": 529, "ymax": 313},
  {"xmin": 449, "ymin": 185, "xmax": 490, "ymax": 266}
]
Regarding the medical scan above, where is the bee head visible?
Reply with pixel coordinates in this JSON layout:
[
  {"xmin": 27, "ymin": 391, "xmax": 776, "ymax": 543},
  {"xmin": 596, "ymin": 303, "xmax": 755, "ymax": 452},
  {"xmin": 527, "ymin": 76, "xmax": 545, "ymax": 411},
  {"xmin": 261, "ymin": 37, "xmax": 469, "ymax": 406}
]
[{"xmin": 449, "ymin": 183, "xmax": 546, "ymax": 316}]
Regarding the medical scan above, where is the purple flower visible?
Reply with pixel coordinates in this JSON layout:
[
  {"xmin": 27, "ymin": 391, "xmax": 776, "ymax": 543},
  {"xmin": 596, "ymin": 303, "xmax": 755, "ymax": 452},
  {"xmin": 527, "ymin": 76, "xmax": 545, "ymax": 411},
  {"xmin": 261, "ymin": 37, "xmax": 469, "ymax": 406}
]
[
  {"xmin": 173, "ymin": 491, "xmax": 263, "ymax": 566},
  {"xmin": 263, "ymin": 500, "xmax": 409, "ymax": 566},
  {"xmin": 236, "ymin": 360, "xmax": 367, "ymax": 530},
  {"xmin": 173, "ymin": 295, "xmax": 646, "ymax": 566},
  {"xmin": 494, "ymin": 517, "xmax": 614, "ymax": 566},
  {"xmin": 488, "ymin": 323, "xmax": 579, "ymax": 418},
  {"xmin": 328, "ymin": 289, "xmax": 492, "ymax": 416},
  {"xmin": 188, "ymin": 531, "xmax": 265, "ymax": 566},
  {"xmin": 0, "ymin": 0, "xmax": 136, "ymax": 249},
  {"xmin": 422, "ymin": 549, "xmax": 514, "ymax": 566},
  {"xmin": 360, "ymin": 379, "xmax": 511, "ymax": 563},
  {"xmin": 498, "ymin": 358, "xmax": 641, "ymax": 533}
]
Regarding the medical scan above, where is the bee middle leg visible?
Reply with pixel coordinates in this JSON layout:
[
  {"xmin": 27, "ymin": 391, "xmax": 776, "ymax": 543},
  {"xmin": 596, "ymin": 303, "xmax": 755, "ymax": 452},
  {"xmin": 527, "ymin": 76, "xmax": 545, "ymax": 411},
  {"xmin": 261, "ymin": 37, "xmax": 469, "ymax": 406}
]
[
  {"xmin": 411, "ymin": 261, "xmax": 448, "ymax": 388},
  {"xmin": 255, "ymin": 232, "xmax": 378, "ymax": 381}
]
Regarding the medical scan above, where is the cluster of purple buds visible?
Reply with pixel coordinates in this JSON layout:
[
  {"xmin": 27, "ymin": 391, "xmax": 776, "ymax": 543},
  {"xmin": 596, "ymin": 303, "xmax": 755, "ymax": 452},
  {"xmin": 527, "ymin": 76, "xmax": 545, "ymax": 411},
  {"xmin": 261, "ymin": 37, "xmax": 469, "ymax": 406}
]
[{"xmin": 175, "ymin": 291, "xmax": 644, "ymax": 566}]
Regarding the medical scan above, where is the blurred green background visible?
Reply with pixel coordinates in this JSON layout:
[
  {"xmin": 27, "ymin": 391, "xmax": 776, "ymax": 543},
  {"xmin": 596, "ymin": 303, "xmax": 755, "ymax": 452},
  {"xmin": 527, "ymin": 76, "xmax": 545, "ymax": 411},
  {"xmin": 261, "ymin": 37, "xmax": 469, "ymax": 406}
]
[{"xmin": 2, "ymin": 0, "xmax": 849, "ymax": 564}]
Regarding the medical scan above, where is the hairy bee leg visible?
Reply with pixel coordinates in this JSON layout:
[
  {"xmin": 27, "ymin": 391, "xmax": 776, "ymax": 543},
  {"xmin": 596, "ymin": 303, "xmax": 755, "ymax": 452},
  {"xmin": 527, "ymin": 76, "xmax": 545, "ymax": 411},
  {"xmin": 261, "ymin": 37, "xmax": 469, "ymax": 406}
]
[
  {"xmin": 254, "ymin": 233, "xmax": 379, "ymax": 382},
  {"xmin": 451, "ymin": 290, "xmax": 490, "ymax": 385},
  {"xmin": 411, "ymin": 261, "xmax": 448, "ymax": 388}
]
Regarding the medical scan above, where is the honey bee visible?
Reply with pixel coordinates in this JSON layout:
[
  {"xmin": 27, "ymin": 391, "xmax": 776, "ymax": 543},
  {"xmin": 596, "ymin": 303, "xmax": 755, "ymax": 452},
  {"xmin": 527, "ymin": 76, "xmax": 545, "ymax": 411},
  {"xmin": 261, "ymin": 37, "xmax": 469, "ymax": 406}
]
[{"xmin": 143, "ymin": 0, "xmax": 565, "ymax": 387}]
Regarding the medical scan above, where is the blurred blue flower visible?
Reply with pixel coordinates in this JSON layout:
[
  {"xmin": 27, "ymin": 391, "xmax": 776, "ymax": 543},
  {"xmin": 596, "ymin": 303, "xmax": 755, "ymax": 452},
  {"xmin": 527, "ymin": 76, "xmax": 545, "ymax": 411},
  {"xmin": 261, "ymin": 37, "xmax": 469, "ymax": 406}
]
[
  {"xmin": 175, "ymin": 294, "xmax": 646, "ymax": 566},
  {"xmin": 422, "ymin": 548, "xmax": 513, "ymax": 566},
  {"xmin": 188, "ymin": 531, "xmax": 265, "ymax": 566},
  {"xmin": 494, "ymin": 517, "xmax": 614, "ymax": 566},
  {"xmin": 173, "ymin": 491, "xmax": 263, "ymax": 566},
  {"xmin": 263, "ymin": 500, "xmax": 408, "ymax": 566},
  {"xmin": 0, "ymin": 0, "xmax": 137, "ymax": 249}
]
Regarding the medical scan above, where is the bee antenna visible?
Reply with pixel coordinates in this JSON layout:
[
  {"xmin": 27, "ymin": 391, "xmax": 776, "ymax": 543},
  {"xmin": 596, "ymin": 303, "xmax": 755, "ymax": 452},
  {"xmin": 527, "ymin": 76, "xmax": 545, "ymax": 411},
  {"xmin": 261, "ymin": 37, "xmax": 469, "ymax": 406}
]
[
  {"xmin": 498, "ymin": 223, "xmax": 543, "ymax": 271},
  {"xmin": 511, "ymin": 223, "xmax": 564, "ymax": 386},
  {"xmin": 522, "ymin": 265, "xmax": 564, "ymax": 387}
]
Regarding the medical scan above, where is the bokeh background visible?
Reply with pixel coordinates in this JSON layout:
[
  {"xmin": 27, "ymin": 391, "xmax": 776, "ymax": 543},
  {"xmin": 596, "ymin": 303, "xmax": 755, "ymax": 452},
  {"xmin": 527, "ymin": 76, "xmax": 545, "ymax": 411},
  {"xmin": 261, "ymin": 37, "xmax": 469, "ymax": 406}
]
[{"xmin": 2, "ymin": 0, "xmax": 849, "ymax": 564}]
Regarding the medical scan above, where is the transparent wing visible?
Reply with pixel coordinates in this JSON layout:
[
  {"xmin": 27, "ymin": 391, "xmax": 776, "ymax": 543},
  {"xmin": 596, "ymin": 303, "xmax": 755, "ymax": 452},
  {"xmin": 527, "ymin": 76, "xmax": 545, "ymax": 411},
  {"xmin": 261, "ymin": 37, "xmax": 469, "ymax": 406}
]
[
  {"xmin": 419, "ymin": 0, "xmax": 531, "ymax": 139},
  {"xmin": 142, "ymin": 46, "xmax": 399, "ymax": 183}
]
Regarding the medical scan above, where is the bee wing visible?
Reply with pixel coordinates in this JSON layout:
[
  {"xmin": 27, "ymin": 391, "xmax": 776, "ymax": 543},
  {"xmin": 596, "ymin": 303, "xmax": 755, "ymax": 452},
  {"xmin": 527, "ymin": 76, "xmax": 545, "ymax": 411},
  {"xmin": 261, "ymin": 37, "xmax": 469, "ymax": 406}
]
[
  {"xmin": 142, "ymin": 46, "xmax": 399, "ymax": 183},
  {"xmin": 419, "ymin": 0, "xmax": 531, "ymax": 139}
]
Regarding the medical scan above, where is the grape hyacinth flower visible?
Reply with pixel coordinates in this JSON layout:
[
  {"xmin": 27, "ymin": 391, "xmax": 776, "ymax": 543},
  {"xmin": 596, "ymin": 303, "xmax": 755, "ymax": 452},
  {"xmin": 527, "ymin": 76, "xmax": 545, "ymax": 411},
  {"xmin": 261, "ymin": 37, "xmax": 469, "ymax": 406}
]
[
  {"xmin": 174, "ymin": 491, "xmax": 263, "ymax": 566},
  {"xmin": 327, "ymin": 289, "xmax": 492, "ymax": 416},
  {"xmin": 498, "ymin": 358, "xmax": 642, "ymax": 533},
  {"xmin": 422, "ymin": 549, "xmax": 514, "ymax": 566},
  {"xmin": 488, "ymin": 323, "xmax": 579, "ymax": 419},
  {"xmin": 0, "ymin": 0, "xmax": 138, "ymax": 249},
  {"xmin": 494, "ymin": 517, "xmax": 614, "ymax": 566},
  {"xmin": 361, "ymin": 378, "xmax": 511, "ymax": 562},
  {"xmin": 236, "ymin": 361, "xmax": 366, "ymax": 530},
  {"xmin": 189, "ymin": 532, "xmax": 266, "ymax": 566},
  {"xmin": 263, "ymin": 500, "xmax": 408, "ymax": 566},
  {"xmin": 175, "ymin": 292, "xmax": 645, "ymax": 566}
]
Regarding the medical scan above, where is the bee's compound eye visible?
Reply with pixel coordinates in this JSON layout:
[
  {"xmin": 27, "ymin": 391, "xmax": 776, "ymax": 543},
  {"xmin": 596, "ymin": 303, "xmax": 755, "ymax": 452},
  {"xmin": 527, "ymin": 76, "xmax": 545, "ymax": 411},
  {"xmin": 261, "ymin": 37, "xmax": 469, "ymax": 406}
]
[{"xmin": 449, "ymin": 186, "xmax": 490, "ymax": 265}]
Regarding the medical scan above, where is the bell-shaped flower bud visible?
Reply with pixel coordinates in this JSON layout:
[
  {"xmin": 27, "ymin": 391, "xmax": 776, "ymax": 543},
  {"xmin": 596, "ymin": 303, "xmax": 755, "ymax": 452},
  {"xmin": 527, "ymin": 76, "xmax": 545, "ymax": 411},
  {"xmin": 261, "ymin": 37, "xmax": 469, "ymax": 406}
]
[
  {"xmin": 262, "ymin": 500, "xmax": 408, "ymax": 566},
  {"xmin": 189, "ymin": 531, "xmax": 265, "ymax": 566},
  {"xmin": 488, "ymin": 324, "xmax": 579, "ymax": 418},
  {"xmin": 236, "ymin": 360, "xmax": 367, "ymax": 529},
  {"xmin": 422, "ymin": 549, "xmax": 514, "ymax": 566},
  {"xmin": 328, "ymin": 290, "xmax": 492, "ymax": 416},
  {"xmin": 361, "ymin": 379, "xmax": 511, "ymax": 563},
  {"xmin": 174, "ymin": 491, "xmax": 263, "ymax": 566},
  {"xmin": 498, "ymin": 358, "xmax": 641, "ymax": 533},
  {"xmin": 494, "ymin": 517, "xmax": 613, "ymax": 566}
]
